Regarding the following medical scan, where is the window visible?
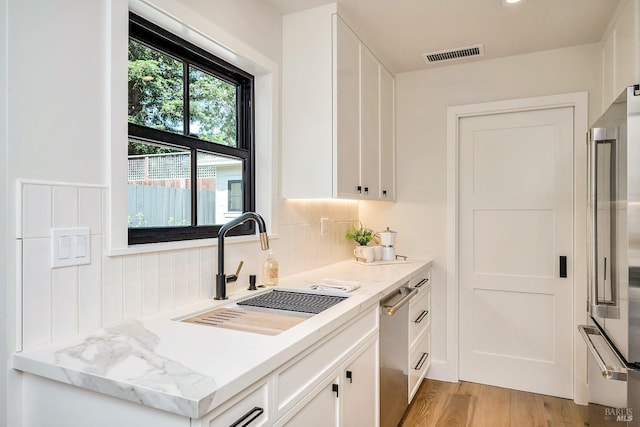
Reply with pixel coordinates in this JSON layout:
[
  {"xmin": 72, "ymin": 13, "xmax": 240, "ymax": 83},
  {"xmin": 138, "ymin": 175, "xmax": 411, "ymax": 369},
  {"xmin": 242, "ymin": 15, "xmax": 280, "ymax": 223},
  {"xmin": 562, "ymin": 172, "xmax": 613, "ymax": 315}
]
[
  {"xmin": 228, "ymin": 180, "xmax": 243, "ymax": 212},
  {"xmin": 127, "ymin": 13, "xmax": 255, "ymax": 244}
]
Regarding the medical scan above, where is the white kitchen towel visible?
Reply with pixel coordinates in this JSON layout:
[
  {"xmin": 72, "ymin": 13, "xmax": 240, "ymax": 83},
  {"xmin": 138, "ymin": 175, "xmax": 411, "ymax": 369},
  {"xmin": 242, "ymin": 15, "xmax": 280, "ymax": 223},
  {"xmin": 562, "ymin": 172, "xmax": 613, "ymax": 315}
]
[{"xmin": 309, "ymin": 279, "xmax": 361, "ymax": 293}]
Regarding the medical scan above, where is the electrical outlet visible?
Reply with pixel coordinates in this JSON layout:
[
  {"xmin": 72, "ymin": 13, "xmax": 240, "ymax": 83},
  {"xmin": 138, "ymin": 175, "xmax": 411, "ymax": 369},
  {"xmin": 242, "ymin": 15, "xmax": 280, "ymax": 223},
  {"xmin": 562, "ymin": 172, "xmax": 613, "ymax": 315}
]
[
  {"xmin": 51, "ymin": 228, "xmax": 91, "ymax": 268},
  {"xmin": 320, "ymin": 217, "xmax": 330, "ymax": 236}
]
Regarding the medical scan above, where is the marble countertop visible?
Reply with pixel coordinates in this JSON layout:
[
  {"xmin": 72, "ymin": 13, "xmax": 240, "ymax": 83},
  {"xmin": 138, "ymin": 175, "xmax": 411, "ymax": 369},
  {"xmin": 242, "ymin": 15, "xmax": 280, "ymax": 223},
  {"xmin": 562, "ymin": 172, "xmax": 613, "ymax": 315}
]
[{"xmin": 12, "ymin": 259, "xmax": 431, "ymax": 419}]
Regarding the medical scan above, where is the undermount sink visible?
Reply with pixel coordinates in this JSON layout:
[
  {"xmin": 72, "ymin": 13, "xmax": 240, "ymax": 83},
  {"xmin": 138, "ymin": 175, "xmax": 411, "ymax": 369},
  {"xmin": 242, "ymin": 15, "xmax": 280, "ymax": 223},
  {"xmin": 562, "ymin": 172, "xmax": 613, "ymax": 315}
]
[{"xmin": 179, "ymin": 289, "xmax": 349, "ymax": 335}]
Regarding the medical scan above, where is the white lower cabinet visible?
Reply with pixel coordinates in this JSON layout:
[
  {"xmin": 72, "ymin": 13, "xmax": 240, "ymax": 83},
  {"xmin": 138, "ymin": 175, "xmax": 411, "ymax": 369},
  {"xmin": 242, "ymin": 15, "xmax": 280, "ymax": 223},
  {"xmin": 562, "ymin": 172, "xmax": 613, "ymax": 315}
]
[
  {"xmin": 194, "ymin": 379, "xmax": 271, "ymax": 427},
  {"xmin": 199, "ymin": 306, "xmax": 378, "ymax": 426},
  {"xmin": 275, "ymin": 371, "xmax": 341, "ymax": 427},
  {"xmin": 342, "ymin": 338, "xmax": 379, "ymax": 426},
  {"xmin": 276, "ymin": 336, "xmax": 379, "ymax": 427}
]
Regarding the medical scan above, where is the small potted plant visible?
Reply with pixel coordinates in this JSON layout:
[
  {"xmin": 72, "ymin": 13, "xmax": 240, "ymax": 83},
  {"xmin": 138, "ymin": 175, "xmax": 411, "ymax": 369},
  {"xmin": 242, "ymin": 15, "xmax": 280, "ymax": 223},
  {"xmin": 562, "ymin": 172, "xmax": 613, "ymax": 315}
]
[{"xmin": 346, "ymin": 222, "xmax": 373, "ymax": 246}]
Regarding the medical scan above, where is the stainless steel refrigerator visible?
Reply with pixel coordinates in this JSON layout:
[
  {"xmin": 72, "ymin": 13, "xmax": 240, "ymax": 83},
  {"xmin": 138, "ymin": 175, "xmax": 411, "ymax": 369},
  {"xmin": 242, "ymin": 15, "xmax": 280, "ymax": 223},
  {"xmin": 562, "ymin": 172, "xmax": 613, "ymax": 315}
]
[{"xmin": 579, "ymin": 84, "xmax": 640, "ymax": 426}]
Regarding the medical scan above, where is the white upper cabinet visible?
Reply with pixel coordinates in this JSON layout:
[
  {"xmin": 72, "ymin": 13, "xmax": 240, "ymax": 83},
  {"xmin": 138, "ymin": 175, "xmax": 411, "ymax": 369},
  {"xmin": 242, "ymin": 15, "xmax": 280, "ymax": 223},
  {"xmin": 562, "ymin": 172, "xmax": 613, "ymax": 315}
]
[
  {"xmin": 379, "ymin": 67, "xmax": 396, "ymax": 200},
  {"xmin": 359, "ymin": 43, "xmax": 381, "ymax": 199},
  {"xmin": 601, "ymin": 0, "xmax": 640, "ymax": 110},
  {"xmin": 282, "ymin": 4, "xmax": 396, "ymax": 201},
  {"xmin": 334, "ymin": 14, "xmax": 361, "ymax": 199}
]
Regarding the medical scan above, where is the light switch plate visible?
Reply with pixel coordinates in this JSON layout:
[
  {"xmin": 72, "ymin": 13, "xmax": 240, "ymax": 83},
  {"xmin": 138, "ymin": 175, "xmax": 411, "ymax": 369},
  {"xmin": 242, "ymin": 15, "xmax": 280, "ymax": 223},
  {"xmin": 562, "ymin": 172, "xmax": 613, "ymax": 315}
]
[
  {"xmin": 51, "ymin": 228, "xmax": 91, "ymax": 268},
  {"xmin": 320, "ymin": 217, "xmax": 330, "ymax": 236}
]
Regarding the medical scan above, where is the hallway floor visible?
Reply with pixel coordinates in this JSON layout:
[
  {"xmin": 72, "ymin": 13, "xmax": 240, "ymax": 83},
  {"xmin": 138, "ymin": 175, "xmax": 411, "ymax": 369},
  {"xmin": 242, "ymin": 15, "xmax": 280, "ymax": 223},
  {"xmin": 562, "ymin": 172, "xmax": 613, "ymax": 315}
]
[{"xmin": 401, "ymin": 379, "xmax": 588, "ymax": 427}]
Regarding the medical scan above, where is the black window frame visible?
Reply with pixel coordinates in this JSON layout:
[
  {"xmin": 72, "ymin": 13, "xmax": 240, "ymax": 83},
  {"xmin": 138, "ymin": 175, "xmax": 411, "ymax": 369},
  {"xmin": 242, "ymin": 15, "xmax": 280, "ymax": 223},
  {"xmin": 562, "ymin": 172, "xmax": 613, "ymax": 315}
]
[{"xmin": 128, "ymin": 13, "xmax": 255, "ymax": 245}]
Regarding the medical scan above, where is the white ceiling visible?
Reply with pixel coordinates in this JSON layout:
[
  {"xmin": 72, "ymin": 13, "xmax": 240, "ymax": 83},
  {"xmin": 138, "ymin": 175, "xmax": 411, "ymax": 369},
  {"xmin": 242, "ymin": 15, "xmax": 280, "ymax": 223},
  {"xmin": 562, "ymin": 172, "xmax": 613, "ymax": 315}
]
[{"xmin": 264, "ymin": 0, "xmax": 622, "ymax": 73}]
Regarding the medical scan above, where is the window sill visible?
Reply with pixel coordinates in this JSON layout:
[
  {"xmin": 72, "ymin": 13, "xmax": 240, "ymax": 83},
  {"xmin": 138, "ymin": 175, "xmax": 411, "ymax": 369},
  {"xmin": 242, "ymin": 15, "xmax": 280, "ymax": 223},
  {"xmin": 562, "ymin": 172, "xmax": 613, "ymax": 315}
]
[{"xmin": 107, "ymin": 233, "xmax": 279, "ymax": 257}]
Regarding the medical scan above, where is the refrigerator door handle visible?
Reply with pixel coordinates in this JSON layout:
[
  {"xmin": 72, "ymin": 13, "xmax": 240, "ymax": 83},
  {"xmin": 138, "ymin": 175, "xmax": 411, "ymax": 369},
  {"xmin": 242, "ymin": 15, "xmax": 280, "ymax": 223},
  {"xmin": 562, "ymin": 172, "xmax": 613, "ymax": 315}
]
[
  {"xmin": 588, "ymin": 130, "xmax": 621, "ymax": 319},
  {"xmin": 578, "ymin": 324, "xmax": 627, "ymax": 381}
]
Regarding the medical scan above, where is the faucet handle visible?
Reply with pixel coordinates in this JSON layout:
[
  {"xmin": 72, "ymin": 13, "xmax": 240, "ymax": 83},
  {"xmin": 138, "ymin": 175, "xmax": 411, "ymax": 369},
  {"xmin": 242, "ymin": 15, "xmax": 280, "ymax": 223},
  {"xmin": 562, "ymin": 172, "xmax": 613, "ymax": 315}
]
[{"xmin": 226, "ymin": 260, "xmax": 244, "ymax": 283}]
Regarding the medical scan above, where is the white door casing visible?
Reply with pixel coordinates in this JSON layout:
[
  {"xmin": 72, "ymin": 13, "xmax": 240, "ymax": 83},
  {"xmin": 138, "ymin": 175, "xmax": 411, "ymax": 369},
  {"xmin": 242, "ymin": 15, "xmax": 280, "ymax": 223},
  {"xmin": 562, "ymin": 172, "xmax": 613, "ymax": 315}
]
[
  {"xmin": 443, "ymin": 92, "xmax": 589, "ymax": 405},
  {"xmin": 459, "ymin": 107, "xmax": 573, "ymax": 398}
]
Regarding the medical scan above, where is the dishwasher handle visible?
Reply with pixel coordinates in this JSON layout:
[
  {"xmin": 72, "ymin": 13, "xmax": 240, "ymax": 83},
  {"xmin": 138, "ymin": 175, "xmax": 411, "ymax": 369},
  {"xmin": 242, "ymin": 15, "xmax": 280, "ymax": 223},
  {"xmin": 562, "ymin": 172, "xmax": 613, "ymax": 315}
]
[
  {"xmin": 578, "ymin": 324, "xmax": 627, "ymax": 381},
  {"xmin": 381, "ymin": 287, "xmax": 418, "ymax": 316}
]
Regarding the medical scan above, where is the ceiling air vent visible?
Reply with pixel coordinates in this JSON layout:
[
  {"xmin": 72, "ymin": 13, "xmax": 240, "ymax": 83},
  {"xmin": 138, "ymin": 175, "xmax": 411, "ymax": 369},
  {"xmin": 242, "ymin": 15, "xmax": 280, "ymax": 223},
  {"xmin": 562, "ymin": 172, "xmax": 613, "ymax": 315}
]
[{"xmin": 422, "ymin": 44, "xmax": 484, "ymax": 64}]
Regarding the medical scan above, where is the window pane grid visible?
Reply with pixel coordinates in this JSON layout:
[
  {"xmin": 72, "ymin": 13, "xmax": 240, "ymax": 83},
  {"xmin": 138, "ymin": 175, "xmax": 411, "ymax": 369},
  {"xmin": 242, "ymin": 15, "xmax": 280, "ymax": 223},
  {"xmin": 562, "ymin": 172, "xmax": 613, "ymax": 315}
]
[{"xmin": 128, "ymin": 13, "xmax": 254, "ymax": 244}]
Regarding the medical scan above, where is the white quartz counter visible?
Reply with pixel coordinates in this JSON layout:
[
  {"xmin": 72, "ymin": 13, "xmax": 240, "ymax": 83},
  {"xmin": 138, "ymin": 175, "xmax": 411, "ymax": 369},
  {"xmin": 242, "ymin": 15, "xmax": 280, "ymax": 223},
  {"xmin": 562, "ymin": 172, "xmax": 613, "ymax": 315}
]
[{"xmin": 12, "ymin": 259, "xmax": 430, "ymax": 419}]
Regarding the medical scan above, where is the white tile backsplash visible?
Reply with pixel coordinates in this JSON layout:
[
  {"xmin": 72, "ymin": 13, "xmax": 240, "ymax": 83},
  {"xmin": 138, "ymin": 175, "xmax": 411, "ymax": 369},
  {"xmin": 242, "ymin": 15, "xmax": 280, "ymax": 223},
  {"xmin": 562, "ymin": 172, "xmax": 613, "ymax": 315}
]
[
  {"xmin": 79, "ymin": 187, "xmax": 102, "ymax": 234},
  {"xmin": 102, "ymin": 252, "xmax": 123, "ymax": 326},
  {"xmin": 78, "ymin": 236, "xmax": 102, "ymax": 333},
  {"xmin": 123, "ymin": 255, "xmax": 142, "ymax": 320},
  {"xmin": 187, "ymin": 249, "xmax": 200, "ymax": 302},
  {"xmin": 22, "ymin": 238, "xmax": 52, "ymax": 348},
  {"xmin": 52, "ymin": 266, "xmax": 79, "ymax": 341},
  {"xmin": 173, "ymin": 251, "xmax": 188, "ymax": 307},
  {"xmin": 141, "ymin": 253, "xmax": 160, "ymax": 315},
  {"xmin": 199, "ymin": 247, "xmax": 214, "ymax": 299},
  {"xmin": 22, "ymin": 184, "xmax": 51, "ymax": 238},
  {"xmin": 157, "ymin": 252, "xmax": 174, "ymax": 311},
  {"xmin": 52, "ymin": 186, "xmax": 78, "ymax": 228},
  {"xmin": 17, "ymin": 182, "xmax": 358, "ymax": 349}
]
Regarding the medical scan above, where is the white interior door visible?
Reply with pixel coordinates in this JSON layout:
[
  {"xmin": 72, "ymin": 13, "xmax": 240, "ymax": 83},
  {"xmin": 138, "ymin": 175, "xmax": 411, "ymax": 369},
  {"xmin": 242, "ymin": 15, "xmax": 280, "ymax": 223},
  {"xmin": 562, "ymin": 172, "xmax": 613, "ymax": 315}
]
[{"xmin": 458, "ymin": 106, "xmax": 574, "ymax": 398}]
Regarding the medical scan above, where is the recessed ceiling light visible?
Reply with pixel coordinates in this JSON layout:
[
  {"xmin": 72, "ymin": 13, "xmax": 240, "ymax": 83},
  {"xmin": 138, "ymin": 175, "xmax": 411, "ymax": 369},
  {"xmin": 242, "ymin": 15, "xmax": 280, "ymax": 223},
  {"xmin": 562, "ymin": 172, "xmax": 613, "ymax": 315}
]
[{"xmin": 503, "ymin": 0, "xmax": 526, "ymax": 4}]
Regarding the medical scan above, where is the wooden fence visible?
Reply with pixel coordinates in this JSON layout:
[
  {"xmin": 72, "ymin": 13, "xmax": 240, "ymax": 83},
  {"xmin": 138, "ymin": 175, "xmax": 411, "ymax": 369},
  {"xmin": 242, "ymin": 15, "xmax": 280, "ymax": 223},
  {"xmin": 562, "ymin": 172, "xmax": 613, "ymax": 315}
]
[{"xmin": 128, "ymin": 185, "xmax": 216, "ymax": 227}]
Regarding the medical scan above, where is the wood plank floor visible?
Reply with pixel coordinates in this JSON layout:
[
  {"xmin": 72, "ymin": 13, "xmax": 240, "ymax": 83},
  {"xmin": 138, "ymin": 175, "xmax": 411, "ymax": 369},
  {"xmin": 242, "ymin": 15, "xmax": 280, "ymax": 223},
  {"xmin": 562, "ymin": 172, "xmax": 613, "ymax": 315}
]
[{"xmin": 400, "ymin": 379, "xmax": 588, "ymax": 427}]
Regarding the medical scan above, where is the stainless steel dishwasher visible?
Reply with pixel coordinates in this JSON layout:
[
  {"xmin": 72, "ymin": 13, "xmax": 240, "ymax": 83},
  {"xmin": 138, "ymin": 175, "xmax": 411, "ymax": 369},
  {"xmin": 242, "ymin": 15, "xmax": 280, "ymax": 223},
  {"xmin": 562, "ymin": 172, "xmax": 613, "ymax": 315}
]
[{"xmin": 379, "ymin": 285, "xmax": 418, "ymax": 427}]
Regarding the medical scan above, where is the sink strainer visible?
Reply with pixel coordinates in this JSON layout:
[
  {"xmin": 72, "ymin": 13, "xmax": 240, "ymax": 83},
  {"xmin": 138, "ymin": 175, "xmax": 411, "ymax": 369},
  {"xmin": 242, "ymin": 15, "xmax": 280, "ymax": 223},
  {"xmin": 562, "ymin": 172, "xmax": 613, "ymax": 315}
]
[{"xmin": 237, "ymin": 290, "xmax": 347, "ymax": 314}]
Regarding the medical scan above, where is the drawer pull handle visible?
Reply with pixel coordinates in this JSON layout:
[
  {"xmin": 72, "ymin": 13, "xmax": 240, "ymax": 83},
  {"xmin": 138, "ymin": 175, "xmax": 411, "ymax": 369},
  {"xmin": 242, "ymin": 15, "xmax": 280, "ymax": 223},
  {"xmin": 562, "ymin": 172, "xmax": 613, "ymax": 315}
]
[
  {"xmin": 229, "ymin": 406, "xmax": 264, "ymax": 427},
  {"xmin": 414, "ymin": 310, "xmax": 429, "ymax": 324},
  {"xmin": 414, "ymin": 352, "xmax": 429, "ymax": 371},
  {"xmin": 415, "ymin": 278, "xmax": 429, "ymax": 288}
]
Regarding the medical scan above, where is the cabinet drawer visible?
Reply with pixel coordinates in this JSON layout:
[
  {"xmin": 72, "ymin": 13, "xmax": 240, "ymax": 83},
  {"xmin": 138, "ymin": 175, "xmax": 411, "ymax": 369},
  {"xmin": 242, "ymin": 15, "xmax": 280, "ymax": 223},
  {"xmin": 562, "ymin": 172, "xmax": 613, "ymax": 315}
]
[
  {"xmin": 196, "ymin": 380, "xmax": 270, "ymax": 427},
  {"xmin": 409, "ymin": 287, "xmax": 430, "ymax": 346},
  {"xmin": 408, "ymin": 329, "xmax": 430, "ymax": 403},
  {"xmin": 274, "ymin": 307, "xmax": 377, "ymax": 418},
  {"xmin": 409, "ymin": 267, "xmax": 430, "ymax": 289}
]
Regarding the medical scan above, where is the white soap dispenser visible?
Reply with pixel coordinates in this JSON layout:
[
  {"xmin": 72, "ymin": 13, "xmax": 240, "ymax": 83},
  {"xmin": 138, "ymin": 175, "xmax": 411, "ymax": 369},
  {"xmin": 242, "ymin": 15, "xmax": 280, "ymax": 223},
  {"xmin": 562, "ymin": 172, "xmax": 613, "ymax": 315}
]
[{"xmin": 262, "ymin": 249, "xmax": 279, "ymax": 286}]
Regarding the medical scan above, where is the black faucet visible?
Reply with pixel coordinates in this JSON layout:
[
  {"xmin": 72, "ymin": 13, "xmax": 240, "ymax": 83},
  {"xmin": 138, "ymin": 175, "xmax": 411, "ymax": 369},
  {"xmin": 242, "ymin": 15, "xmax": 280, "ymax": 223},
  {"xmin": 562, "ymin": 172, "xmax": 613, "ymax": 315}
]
[{"xmin": 215, "ymin": 212, "xmax": 269, "ymax": 300}]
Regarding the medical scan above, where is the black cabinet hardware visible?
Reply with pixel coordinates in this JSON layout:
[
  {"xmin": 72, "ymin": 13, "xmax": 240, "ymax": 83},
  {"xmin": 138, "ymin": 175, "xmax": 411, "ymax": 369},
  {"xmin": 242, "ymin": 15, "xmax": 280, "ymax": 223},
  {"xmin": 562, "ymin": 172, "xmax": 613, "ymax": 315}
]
[
  {"xmin": 364, "ymin": 187, "xmax": 369, "ymax": 194},
  {"xmin": 414, "ymin": 310, "xmax": 429, "ymax": 324},
  {"xmin": 346, "ymin": 370, "xmax": 353, "ymax": 383},
  {"xmin": 414, "ymin": 353, "xmax": 429, "ymax": 370},
  {"xmin": 415, "ymin": 278, "xmax": 428, "ymax": 288},
  {"xmin": 559, "ymin": 256, "xmax": 567, "ymax": 278},
  {"xmin": 332, "ymin": 383, "xmax": 339, "ymax": 397},
  {"xmin": 383, "ymin": 190, "xmax": 387, "ymax": 196},
  {"xmin": 357, "ymin": 185, "xmax": 362, "ymax": 193},
  {"xmin": 229, "ymin": 406, "xmax": 264, "ymax": 427}
]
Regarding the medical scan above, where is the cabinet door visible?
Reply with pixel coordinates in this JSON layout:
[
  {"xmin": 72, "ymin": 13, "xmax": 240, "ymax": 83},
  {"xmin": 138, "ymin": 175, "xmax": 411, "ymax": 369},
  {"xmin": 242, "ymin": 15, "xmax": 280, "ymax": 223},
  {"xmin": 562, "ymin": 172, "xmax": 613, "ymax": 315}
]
[
  {"xmin": 334, "ymin": 15, "xmax": 361, "ymax": 199},
  {"xmin": 379, "ymin": 67, "xmax": 395, "ymax": 200},
  {"xmin": 277, "ymin": 374, "xmax": 340, "ymax": 427},
  {"xmin": 342, "ymin": 339, "xmax": 379, "ymax": 427},
  {"xmin": 360, "ymin": 46, "xmax": 380, "ymax": 199}
]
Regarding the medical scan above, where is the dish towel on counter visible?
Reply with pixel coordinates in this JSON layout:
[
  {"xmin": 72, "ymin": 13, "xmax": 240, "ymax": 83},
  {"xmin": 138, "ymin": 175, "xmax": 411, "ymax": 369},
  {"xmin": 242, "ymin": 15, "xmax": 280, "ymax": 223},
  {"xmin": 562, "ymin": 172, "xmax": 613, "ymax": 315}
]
[{"xmin": 309, "ymin": 279, "xmax": 361, "ymax": 293}]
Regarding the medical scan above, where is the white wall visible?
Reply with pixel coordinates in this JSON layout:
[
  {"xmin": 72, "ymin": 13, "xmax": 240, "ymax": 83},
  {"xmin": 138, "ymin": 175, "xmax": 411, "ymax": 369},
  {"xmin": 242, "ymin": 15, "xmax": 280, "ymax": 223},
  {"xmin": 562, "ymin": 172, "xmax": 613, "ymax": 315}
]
[
  {"xmin": 176, "ymin": 0, "xmax": 282, "ymax": 65},
  {"xmin": 1, "ymin": 0, "xmax": 8, "ymax": 422},
  {"xmin": 5, "ymin": 0, "xmax": 358, "ymax": 424},
  {"xmin": 360, "ymin": 42, "xmax": 602, "ymax": 380}
]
